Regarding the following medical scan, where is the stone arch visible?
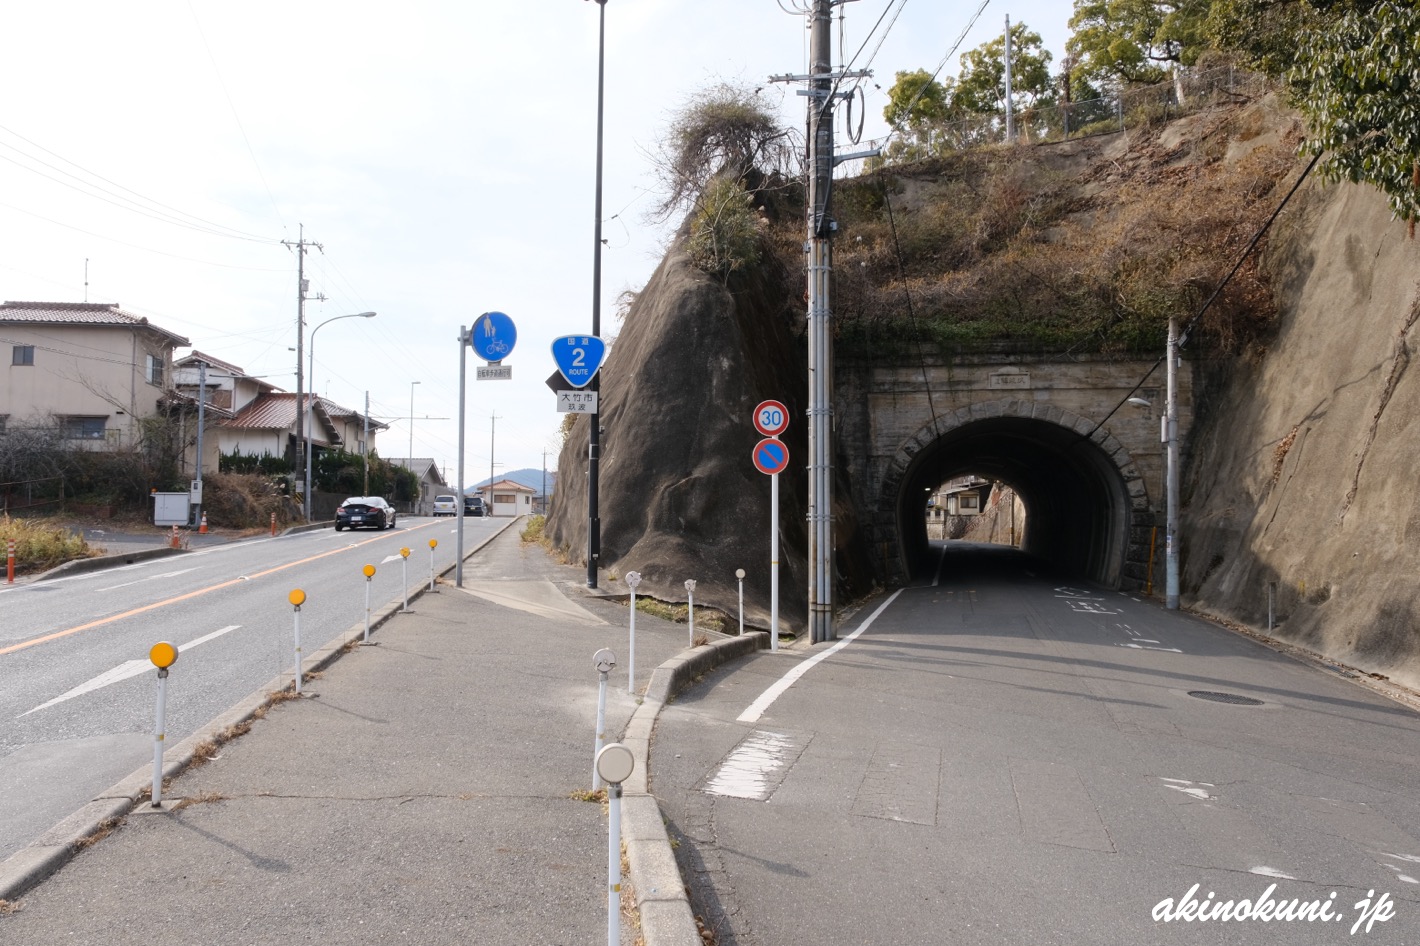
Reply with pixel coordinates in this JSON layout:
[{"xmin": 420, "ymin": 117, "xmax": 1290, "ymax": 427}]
[{"xmin": 873, "ymin": 398, "xmax": 1154, "ymax": 587}]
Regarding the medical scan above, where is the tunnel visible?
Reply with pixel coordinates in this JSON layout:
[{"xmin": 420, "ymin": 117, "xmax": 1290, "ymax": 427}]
[{"xmin": 893, "ymin": 414, "xmax": 1138, "ymax": 586}]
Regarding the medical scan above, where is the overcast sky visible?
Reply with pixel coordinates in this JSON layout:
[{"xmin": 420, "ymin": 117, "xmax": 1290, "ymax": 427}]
[{"xmin": 0, "ymin": 1, "xmax": 1070, "ymax": 484}]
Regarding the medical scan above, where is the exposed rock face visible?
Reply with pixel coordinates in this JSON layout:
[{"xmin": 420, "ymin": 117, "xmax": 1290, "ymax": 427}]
[
  {"xmin": 1184, "ymin": 180, "xmax": 1420, "ymax": 689},
  {"xmin": 547, "ymin": 233, "xmax": 874, "ymax": 631}
]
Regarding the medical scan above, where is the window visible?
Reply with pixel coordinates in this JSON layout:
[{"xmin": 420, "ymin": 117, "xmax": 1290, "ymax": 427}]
[
  {"xmin": 494, "ymin": 493, "xmax": 515, "ymax": 504},
  {"xmin": 61, "ymin": 416, "xmax": 107, "ymax": 440},
  {"xmin": 145, "ymin": 353, "xmax": 164, "ymax": 385},
  {"xmin": 12, "ymin": 345, "xmax": 34, "ymax": 366}
]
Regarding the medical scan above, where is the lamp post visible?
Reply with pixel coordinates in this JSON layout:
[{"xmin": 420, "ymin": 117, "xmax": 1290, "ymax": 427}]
[
  {"xmin": 305, "ymin": 312, "xmax": 376, "ymax": 519},
  {"xmin": 586, "ymin": 0, "xmax": 608, "ymax": 589},
  {"xmin": 409, "ymin": 380, "xmax": 421, "ymax": 513}
]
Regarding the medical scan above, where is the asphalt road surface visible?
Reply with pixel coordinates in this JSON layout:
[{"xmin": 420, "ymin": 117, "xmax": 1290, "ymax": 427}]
[
  {"xmin": 0, "ymin": 515, "xmax": 503, "ymax": 862},
  {"xmin": 653, "ymin": 542, "xmax": 1420, "ymax": 946}
]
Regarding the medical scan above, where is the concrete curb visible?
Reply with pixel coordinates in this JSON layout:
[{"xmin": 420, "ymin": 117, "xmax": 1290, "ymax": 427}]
[
  {"xmin": 33, "ymin": 546, "xmax": 189, "ymax": 582},
  {"xmin": 622, "ymin": 630, "xmax": 768, "ymax": 946},
  {"xmin": 0, "ymin": 516, "xmax": 521, "ymax": 902}
]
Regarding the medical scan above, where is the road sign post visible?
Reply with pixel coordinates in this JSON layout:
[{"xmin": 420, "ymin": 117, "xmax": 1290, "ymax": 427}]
[
  {"xmin": 625, "ymin": 570, "xmax": 641, "ymax": 697},
  {"xmin": 149, "ymin": 641, "xmax": 178, "ymax": 807},
  {"xmin": 362, "ymin": 564, "xmax": 376, "ymax": 642},
  {"xmin": 592, "ymin": 648, "xmax": 616, "ymax": 791},
  {"xmin": 399, "ymin": 547, "xmax": 412, "ymax": 612},
  {"xmin": 752, "ymin": 432, "xmax": 790, "ymax": 651},
  {"xmin": 289, "ymin": 589, "xmax": 306, "ymax": 694},
  {"xmin": 552, "ymin": 334, "xmax": 609, "ymax": 589}
]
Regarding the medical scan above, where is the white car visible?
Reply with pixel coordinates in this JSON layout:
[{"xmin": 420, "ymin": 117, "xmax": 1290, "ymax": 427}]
[{"xmin": 432, "ymin": 494, "xmax": 457, "ymax": 517}]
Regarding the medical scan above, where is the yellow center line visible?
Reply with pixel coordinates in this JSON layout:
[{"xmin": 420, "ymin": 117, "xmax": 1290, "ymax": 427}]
[{"xmin": 0, "ymin": 522, "xmax": 444, "ymax": 657}]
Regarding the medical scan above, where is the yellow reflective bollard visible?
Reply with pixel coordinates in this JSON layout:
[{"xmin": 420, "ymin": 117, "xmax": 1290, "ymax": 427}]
[
  {"xmin": 149, "ymin": 641, "xmax": 179, "ymax": 807},
  {"xmin": 399, "ymin": 547, "xmax": 412, "ymax": 613},
  {"xmin": 428, "ymin": 538, "xmax": 439, "ymax": 592},
  {"xmin": 289, "ymin": 589, "xmax": 306, "ymax": 694},
  {"xmin": 362, "ymin": 565, "xmax": 376, "ymax": 643}
]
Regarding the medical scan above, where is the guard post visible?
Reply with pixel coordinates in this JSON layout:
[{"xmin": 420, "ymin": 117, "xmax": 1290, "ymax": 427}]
[
  {"xmin": 684, "ymin": 578, "xmax": 696, "ymax": 647},
  {"xmin": 149, "ymin": 641, "xmax": 179, "ymax": 806},
  {"xmin": 362, "ymin": 564, "xmax": 376, "ymax": 642},
  {"xmin": 596, "ymin": 743, "xmax": 635, "ymax": 946},
  {"xmin": 592, "ymin": 648, "xmax": 616, "ymax": 790},
  {"xmin": 289, "ymin": 589, "xmax": 306, "ymax": 694},
  {"xmin": 624, "ymin": 571, "xmax": 641, "ymax": 697}
]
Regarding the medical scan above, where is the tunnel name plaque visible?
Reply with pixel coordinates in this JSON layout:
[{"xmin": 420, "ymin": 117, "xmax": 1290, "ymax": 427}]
[{"xmin": 988, "ymin": 370, "xmax": 1031, "ymax": 390}]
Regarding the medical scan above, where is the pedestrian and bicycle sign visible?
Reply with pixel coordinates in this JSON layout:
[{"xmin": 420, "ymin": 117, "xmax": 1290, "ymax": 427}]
[
  {"xmin": 753, "ymin": 399, "xmax": 790, "ymax": 437},
  {"xmin": 470, "ymin": 311, "xmax": 517, "ymax": 362},
  {"xmin": 752, "ymin": 437, "xmax": 790, "ymax": 476},
  {"xmin": 552, "ymin": 335, "xmax": 606, "ymax": 389}
]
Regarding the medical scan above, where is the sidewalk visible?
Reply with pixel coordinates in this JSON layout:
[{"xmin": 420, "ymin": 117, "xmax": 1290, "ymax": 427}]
[{"xmin": 0, "ymin": 525, "xmax": 750, "ymax": 945}]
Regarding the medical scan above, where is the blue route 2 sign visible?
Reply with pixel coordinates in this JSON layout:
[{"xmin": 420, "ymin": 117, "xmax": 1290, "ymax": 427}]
[
  {"xmin": 470, "ymin": 311, "xmax": 517, "ymax": 362},
  {"xmin": 752, "ymin": 437, "xmax": 791, "ymax": 476},
  {"xmin": 551, "ymin": 335, "xmax": 606, "ymax": 389}
]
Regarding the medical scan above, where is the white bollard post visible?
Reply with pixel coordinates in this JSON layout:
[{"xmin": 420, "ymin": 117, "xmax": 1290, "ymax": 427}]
[
  {"xmin": 399, "ymin": 547, "xmax": 411, "ymax": 613},
  {"xmin": 148, "ymin": 642, "xmax": 178, "ymax": 807},
  {"xmin": 289, "ymin": 589, "xmax": 306, "ymax": 694},
  {"xmin": 592, "ymin": 649, "xmax": 616, "ymax": 791},
  {"xmin": 625, "ymin": 571, "xmax": 641, "ymax": 697},
  {"xmin": 736, "ymin": 568, "xmax": 745, "ymax": 636},
  {"xmin": 428, "ymin": 538, "xmax": 438, "ymax": 592},
  {"xmin": 684, "ymin": 578, "xmax": 697, "ymax": 647},
  {"xmin": 595, "ymin": 744, "xmax": 636, "ymax": 946},
  {"xmin": 362, "ymin": 564, "xmax": 376, "ymax": 642}
]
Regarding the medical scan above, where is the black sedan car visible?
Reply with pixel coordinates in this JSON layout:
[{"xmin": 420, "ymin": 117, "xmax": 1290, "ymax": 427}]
[{"xmin": 334, "ymin": 496, "xmax": 397, "ymax": 531}]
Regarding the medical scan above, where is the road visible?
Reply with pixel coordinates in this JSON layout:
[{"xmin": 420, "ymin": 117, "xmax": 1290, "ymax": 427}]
[
  {"xmin": 0, "ymin": 515, "xmax": 505, "ymax": 862},
  {"xmin": 653, "ymin": 542, "xmax": 1420, "ymax": 945}
]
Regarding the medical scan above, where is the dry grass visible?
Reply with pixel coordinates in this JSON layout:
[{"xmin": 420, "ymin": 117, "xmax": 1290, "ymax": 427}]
[
  {"xmin": 71, "ymin": 817, "xmax": 123, "ymax": 851},
  {"xmin": 519, "ymin": 514, "xmax": 547, "ymax": 544},
  {"xmin": 791, "ymin": 99, "xmax": 1306, "ymax": 357},
  {"xmin": 169, "ymin": 791, "xmax": 225, "ymax": 811},
  {"xmin": 0, "ymin": 898, "xmax": 22, "ymax": 916},
  {"xmin": 570, "ymin": 788, "xmax": 607, "ymax": 803},
  {"xmin": 0, "ymin": 514, "xmax": 95, "ymax": 574}
]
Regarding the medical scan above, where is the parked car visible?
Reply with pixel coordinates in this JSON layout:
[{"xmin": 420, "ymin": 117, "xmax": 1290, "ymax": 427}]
[
  {"xmin": 464, "ymin": 495, "xmax": 486, "ymax": 517},
  {"xmin": 335, "ymin": 496, "xmax": 397, "ymax": 531},
  {"xmin": 432, "ymin": 494, "xmax": 458, "ymax": 517}
]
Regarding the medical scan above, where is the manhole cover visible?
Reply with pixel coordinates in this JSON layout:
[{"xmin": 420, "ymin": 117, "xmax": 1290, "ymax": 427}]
[{"xmin": 1188, "ymin": 690, "xmax": 1264, "ymax": 706}]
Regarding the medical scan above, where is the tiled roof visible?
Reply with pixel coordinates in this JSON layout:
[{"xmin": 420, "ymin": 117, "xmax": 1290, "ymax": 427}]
[
  {"xmin": 480, "ymin": 479, "xmax": 536, "ymax": 493},
  {"xmin": 224, "ymin": 393, "xmax": 388, "ymax": 437},
  {"xmin": 390, "ymin": 458, "xmax": 445, "ymax": 484},
  {"xmin": 175, "ymin": 350, "xmax": 248, "ymax": 375},
  {"xmin": 0, "ymin": 301, "xmax": 189, "ymax": 347}
]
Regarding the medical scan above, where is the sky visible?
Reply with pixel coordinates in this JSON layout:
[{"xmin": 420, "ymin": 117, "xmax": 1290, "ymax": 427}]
[{"xmin": 0, "ymin": 1, "xmax": 1072, "ymax": 487}]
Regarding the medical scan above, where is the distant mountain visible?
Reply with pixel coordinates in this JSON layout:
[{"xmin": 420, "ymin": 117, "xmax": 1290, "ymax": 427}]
[{"xmin": 469, "ymin": 467, "xmax": 556, "ymax": 495}]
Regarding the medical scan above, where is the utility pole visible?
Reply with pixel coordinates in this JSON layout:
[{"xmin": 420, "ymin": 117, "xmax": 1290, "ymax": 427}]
[
  {"xmin": 363, "ymin": 391, "xmax": 371, "ymax": 496},
  {"xmin": 193, "ymin": 359, "xmax": 207, "ymax": 528},
  {"xmin": 774, "ymin": 0, "xmax": 876, "ymax": 644},
  {"xmin": 490, "ymin": 414, "xmax": 502, "ymax": 495},
  {"xmin": 281, "ymin": 224, "xmax": 323, "ymax": 519},
  {"xmin": 542, "ymin": 449, "xmax": 548, "ymax": 516},
  {"xmin": 586, "ymin": 0, "xmax": 608, "ymax": 589},
  {"xmin": 1166, "ymin": 316, "xmax": 1180, "ymax": 609}
]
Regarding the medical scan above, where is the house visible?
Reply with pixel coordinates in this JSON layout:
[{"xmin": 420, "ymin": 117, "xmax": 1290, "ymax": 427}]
[
  {"xmin": 171, "ymin": 350, "xmax": 385, "ymax": 475},
  {"xmin": 0, "ymin": 301, "xmax": 188, "ymax": 445},
  {"xmin": 478, "ymin": 479, "xmax": 536, "ymax": 517},
  {"xmin": 389, "ymin": 458, "xmax": 446, "ymax": 515}
]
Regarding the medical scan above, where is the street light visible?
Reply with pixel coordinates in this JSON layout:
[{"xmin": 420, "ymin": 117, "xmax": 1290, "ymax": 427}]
[
  {"xmin": 409, "ymin": 380, "xmax": 421, "ymax": 513},
  {"xmin": 305, "ymin": 311, "xmax": 376, "ymax": 520}
]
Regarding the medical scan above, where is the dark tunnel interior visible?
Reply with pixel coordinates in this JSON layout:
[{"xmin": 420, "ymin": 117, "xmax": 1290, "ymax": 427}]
[{"xmin": 898, "ymin": 416, "xmax": 1132, "ymax": 585}]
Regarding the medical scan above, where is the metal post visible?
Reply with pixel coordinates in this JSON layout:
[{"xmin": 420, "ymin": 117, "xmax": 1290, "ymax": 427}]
[
  {"xmin": 607, "ymin": 778, "xmax": 622, "ymax": 944},
  {"xmin": 625, "ymin": 571, "xmax": 641, "ymax": 697},
  {"xmin": 429, "ymin": 539, "xmax": 438, "ymax": 592},
  {"xmin": 6, "ymin": 538, "xmax": 14, "ymax": 584},
  {"xmin": 456, "ymin": 325, "xmax": 468, "ymax": 588},
  {"xmin": 193, "ymin": 360, "xmax": 206, "ymax": 528},
  {"xmin": 685, "ymin": 579, "xmax": 696, "ymax": 646},
  {"xmin": 736, "ymin": 568, "xmax": 745, "ymax": 636},
  {"xmin": 587, "ymin": 0, "xmax": 609, "ymax": 590},
  {"xmin": 362, "ymin": 391, "xmax": 370, "ymax": 496},
  {"xmin": 400, "ymin": 548, "xmax": 411, "ymax": 613},
  {"xmin": 152, "ymin": 668, "xmax": 168, "ymax": 806},
  {"xmin": 290, "ymin": 590, "xmax": 305, "ymax": 695},
  {"xmin": 1166, "ymin": 316, "xmax": 1180, "ymax": 609},
  {"xmin": 771, "ymin": 468, "xmax": 780, "ymax": 651},
  {"xmin": 294, "ymin": 225, "xmax": 308, "ymax": 520},
  {"xmin": 592, "ymin": 649, "xmax": 615, "ymax": 791},
  {"xmin": 806, "ymin": 0, "xmax": 836, "ymax": 643}
]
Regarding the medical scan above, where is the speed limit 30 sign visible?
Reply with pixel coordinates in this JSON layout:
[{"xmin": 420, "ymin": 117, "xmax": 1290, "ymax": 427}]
[{"xmin": 753, "ymin": 399, "xmax": 790, "ymax": 437}]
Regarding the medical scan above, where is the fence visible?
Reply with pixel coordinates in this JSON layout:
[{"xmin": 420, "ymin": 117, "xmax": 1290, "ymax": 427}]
[
  {"xmin": 868, "ymin": 65, "xmax": 1275, "ymax": 167},
  {"xmin": 1, "ymin": 476, "xmax": 65, "ymax": 516}
]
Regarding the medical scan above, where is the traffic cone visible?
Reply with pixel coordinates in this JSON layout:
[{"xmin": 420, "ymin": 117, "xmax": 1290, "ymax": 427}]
[
  {"xmin": 199, "ymin": 512, "xmax": 208, "ymax": 534},
  {"xmin": 170, "ymin": 525, "xmax": 179, "ymax": 549}
]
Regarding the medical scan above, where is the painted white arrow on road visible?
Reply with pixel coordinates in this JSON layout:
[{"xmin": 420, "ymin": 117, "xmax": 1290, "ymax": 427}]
[{"xmin": 19, "ymin": 624, "xmax": 243, "ymax": 717}]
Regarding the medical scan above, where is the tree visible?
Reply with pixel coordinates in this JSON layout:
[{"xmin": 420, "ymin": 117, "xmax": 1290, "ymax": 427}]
[
  {"xmin": 955, "ymin": 22, "xmax": 1056, "ymax": 114},
  {"xmin": 1067, "ymin": 0, "xmax": 1211, "ymax": 87},
  {"xmin": 1289, "ymin": 1, "xmax": 1420, "ymax": 227},
  {"xmin": 883, "ymin": 69, "xmax": 956, "ymax": 136},
  {"xmin": 651, "ymin": 83, "xmax": 792, "ymax": 221}
]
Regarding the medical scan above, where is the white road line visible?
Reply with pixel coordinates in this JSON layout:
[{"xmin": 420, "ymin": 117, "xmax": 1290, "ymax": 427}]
[
  {"xmin": 737, "ymin": 589, "xmax": 903, "ymax": 724},
  {"xmin": 1116, "ymin": 642, "xmax": 1182, "ymax": 653},
  {"xmin": 19, "ymin": 624, "xmax": 243, "ymax": 717},
  {"xmin": 96, "ymin": 567, "xmax": 201, "ymax": 592}
]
